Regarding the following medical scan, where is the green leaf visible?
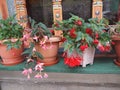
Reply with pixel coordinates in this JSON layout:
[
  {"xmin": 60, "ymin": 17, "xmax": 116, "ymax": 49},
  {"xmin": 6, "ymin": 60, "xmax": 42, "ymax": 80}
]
[
  {"xmin": 34, "ymin": 51, "xmax": 43, "ymax": 59},
  {"xmin": 7, "ymin": 44, "xmax": 12, "ymax": 50},
  {"xmin": 76, "ymin": 32, "xmax": 82, "ymax": 41},
  {"xmin": 22, "ymin": 42, "xmax": 34, "ymax": 57}
]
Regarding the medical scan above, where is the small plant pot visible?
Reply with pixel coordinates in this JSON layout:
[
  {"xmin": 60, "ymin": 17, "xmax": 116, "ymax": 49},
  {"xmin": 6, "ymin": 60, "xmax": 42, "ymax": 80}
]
[
  {"xmin": 0, "ymin": 44, "xmax": 24, "ymax": 66},
  {"xmin": 35, "ymin": 36, "xmax": 61, "ymax": 66},
  {"xmin": 81, "ymin": 47, "xmax": 95, "ymax": 67},
  {"xmin": 112, "ymin": 35, "xmax": 120, "ymax": 66}
]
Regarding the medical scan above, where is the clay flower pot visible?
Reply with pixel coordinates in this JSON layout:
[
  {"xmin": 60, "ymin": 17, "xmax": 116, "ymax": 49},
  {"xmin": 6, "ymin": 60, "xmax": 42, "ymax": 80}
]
[
  {"xmin": 0, "ymin": 44, "xmax": 24, "ymax": 66},
  {"xmin": 112, "ymin": 35, "xmax": 120, "ymax": 66},
  {"xmin": 35, "ymin": 36, "xmax": 61, "ymax": 66}
]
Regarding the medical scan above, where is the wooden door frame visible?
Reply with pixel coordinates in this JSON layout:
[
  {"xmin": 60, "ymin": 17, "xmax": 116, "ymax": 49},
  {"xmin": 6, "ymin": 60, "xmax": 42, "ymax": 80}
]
[{"xmin": 0, "ymin": 0, "xmax": 9, "ymax": 19}]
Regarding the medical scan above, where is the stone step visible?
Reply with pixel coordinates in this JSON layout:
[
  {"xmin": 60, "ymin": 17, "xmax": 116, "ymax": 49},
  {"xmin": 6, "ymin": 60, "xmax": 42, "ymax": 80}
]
[{"xmin": 0, "ymin": 71, "xmax": 120, "ymax": 90}]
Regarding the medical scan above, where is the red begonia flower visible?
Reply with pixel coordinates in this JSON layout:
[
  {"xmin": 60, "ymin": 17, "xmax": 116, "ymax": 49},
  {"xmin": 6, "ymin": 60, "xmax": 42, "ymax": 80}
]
[
  {"xmin": 85, "ymin": 28, "xmax": 92, "ymax": 36},
  {"xmin": 95, "ymin": 33, "xmax": 99, "ymax": 38},
  {"xmin": 75, "ymin": 20, "xmax": 82, "ymax": 26},
  {"xmin": 79, "ymin": 44, "xmax": 88, "ymax": 51},
  {"xmin": 69, "ymin": 28, "xmax": 77, "ymax": 38},
  {"xmin": 61, "ymin": 37, "xmax": 66, "ymax": 42},
  {"xmin": 64, "ymin": 56, "xmax": 82, "ymax": 67},
  {"xmin": 93, "ymin": 39, "xmax": 99, "ymax": 45}
]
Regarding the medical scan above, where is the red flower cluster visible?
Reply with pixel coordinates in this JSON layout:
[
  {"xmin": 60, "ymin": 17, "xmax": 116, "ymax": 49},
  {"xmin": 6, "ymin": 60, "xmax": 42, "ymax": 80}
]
[
  {"xmin": 75, "ymin": 20, "xmax": 82, "ymax": 26},
  {"xmin": 93, "ymin": 39, "xmax": 99, "ymax": 45},
  {"xmin": 50, "ymin": 30, "xmax": 54, "ymax": 35},
  {"xmin": 64, "ymin": 56, "xmax": 82, "ymax": 67},
  {"xmin": 61, "ymin": 37, "xmax": 66, "ymax": 42},
  {"xmin": 79, "ymin": 44, "xmax": 88, "ymax": 51},
  {"xmin": 69, "ymin": 28, "xmax": 77, "ymax": 38},
  {"xmin": 97, "ymin": 43, "xmax": 111, "ymax": 52},
  {"xmin": 85, "ymin": 28, "xmax": 92, "ymax": 36}
]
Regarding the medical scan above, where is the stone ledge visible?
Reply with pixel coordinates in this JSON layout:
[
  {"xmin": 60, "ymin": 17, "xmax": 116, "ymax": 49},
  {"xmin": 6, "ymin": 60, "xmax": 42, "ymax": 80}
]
[{"xmin": 0, "ymin": 71, "xmax": 120, "ymax": 88}]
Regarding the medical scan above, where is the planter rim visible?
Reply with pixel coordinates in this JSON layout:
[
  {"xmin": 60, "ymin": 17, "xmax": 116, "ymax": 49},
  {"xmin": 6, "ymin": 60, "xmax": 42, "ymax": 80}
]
[
  {"xmin": 47, "ymin": 36, "xmax": 61, "ymax": 42},
  {"xmin": 0, "ymin": 38, "xmax": 22, "ymax": 44},
  {"xmin": 111, "ymin": 35, "xmax": 120, "ymax": 41}
]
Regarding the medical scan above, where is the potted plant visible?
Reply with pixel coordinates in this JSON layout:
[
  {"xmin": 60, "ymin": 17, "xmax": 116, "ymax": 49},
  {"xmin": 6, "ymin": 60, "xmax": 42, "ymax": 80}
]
[
  {"xmin": 0, "ymin": 15, "xmax": 24, "ymax": 66},
  {"xmin": 22, "ymin": 17, "xmax": 61, "ymax": 79},
  {"xmin": 109, "ymin": 22, "xmax": 120, "ymax": 66},
  {"xmin": 53, "ymin": 14, "xmax": 112, "ymax": 67},
  {"xmin": 22, "ymin": 17, "xmax": 61, "ymax": 66}
]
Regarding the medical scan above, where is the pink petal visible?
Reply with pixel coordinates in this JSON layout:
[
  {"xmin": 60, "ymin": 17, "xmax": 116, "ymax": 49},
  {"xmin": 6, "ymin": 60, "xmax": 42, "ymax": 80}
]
[
  {"xmin": 44, "ymin": 73, "xmax": 48, "ymax": 78},
  {"xmin": 34, "ymin": 73, "xmax": 43, "ymax": 79}
]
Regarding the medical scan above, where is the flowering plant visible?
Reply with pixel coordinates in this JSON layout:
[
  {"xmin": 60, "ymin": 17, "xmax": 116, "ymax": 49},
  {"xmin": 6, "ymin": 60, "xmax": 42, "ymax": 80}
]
[
  {"xmin": 54, "ymin": 14, "xmax": 112, "ymax": 67},
  {"xmin": 0, "ymin": 15, "xmax": 23, "ymax": 49},
  {"xmin": 22, "ymin": 17, "xmax": 53, "ymax": 79}
]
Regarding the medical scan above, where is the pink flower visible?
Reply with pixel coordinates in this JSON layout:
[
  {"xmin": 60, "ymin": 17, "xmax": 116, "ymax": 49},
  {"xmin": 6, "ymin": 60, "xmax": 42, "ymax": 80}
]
[
  {"xmin": 40, "ymin": 36, "xmax": 48, "ymax": 46},
  {"xmin": 32, "ymin": 47, "xmax": 36, "ymax": 52},
  {"xmin": 28, "ymin": 68, "xmax": 33, "ymax": 74},
  {"xmin": 22, "ymin": 33, "xmax": 30, "ymax": 41},
  {"xmin": 22, "ymin": 68, "xmax": 32, "ymax": 75},
  {"xmin": 22, "ymin": 68, "xmax": 32, "ymax": 79},
  {"xmin": 27, "ymin": 58, "xmax": 34, "ymax": 63},
  {"xmin": 22, "ymin": 69, "xmax": 29, "ymax": 76},
  {"xmin": 44, "ymin": 73, "xmax": 48, "ymax": 78},
  {"xmin": 35, "ymin": 63, "xmax": 44, "ymax": 71},
  {"xmin": 34, "ymin": 73, "xmax": 43, "ymax": 79},
  {"xmin": 27, "ymin": 74, "xmax": 30, "ymax": 79},
  {"xmin": 97, "ymin": 43, "xmax": 105, "ymax": 52},
  {"xmin": 33, "ymin": 36, "xmax": 39, "ymax": 41},
  {"xmin": 23, "ymin": 41, "xmax": 30, "ymax": 48},
  {"xmin": 41, "ymin": 44, "xmax": 47, "ymax": 49}
]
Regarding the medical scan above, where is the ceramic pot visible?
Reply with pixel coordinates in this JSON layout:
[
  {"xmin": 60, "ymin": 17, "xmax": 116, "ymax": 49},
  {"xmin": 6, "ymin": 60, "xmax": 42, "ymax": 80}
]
[
  {"xmin": 112, "ymin": 35, "xmax": 120, "ymax": 66},
  {"xmin": 35, "ymin": 36, "xmax": 61, "ymax": 66},
  {"xmin": 0, "ymin": 44, "xmax": 24, "ymax": 66}
]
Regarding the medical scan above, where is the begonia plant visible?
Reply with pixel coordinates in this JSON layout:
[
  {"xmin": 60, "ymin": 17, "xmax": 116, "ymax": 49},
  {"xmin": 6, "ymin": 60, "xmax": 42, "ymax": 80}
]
[{"xmin": 53, "ymin": 14, "xmax": 112, "ymax": 67}]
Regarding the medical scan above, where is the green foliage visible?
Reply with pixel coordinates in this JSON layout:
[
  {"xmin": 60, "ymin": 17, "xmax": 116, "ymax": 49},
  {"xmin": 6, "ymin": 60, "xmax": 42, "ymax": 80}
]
[
  {"xmin": 0, "ymin": 15, "xmax": 23, "ymax": 49},
  {"xmin": 53, "ymin": 14, "xmax": 111, "ymax": 55},
  {"xmin": 23, "ymin": 18, "xmax": 53, "ymax": 60},
  {"xmin": 29, "ymin": 17, "xmax": 52, "ymax": 39}
]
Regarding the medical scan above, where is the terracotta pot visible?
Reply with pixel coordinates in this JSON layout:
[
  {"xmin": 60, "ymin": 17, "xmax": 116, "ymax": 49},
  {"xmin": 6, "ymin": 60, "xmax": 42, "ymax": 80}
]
[
  {"xmin": 112, "ymin": 35, "xmax": 120, "ymax": 66},
  {"xmin": 35, "ymin": 36, "xmax": 61, "ymax": 66},
  {"xmin": 0, "ymin": 44, "xmax": 24, "ymax": 66}
]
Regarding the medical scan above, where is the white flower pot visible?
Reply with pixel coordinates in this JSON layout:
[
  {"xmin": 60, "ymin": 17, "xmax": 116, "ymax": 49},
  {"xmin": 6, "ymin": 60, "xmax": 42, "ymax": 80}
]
[{"xmin": 81, "ymin": 47, "xmax": 95, "ymax": 67}]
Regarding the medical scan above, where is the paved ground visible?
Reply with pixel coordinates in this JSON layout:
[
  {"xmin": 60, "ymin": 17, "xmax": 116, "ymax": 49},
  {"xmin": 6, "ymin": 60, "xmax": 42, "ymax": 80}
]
[{"xmin": 0, "ymin": 71, "xmax": 120, "ymax": 90}]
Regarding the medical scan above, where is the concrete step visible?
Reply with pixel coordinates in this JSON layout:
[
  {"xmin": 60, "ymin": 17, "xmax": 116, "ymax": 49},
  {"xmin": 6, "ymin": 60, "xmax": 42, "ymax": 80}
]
[{"xmin": 0, "ymin": 71, "xmax": 120, "ymax": 90}]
